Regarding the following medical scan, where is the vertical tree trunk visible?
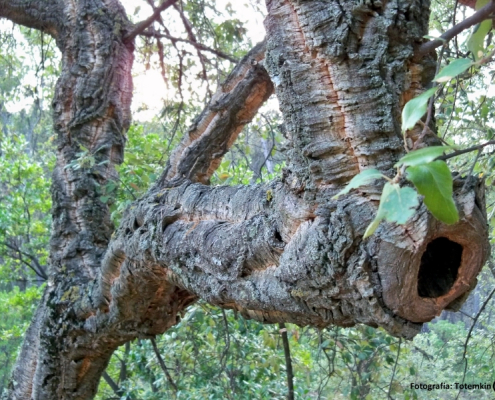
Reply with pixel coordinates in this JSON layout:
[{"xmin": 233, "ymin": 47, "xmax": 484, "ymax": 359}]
[{"xmin": 6, "ymin": 0, "xmax": 136, "ymax": 398}]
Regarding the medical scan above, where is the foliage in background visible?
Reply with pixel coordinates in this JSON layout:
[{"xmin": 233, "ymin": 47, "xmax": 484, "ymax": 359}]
[{"xmin": 0, "ymin": 286, "xmax": 42, "ymax": 394}]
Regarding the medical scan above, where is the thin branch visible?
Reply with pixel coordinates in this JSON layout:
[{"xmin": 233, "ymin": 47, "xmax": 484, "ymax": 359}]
[
  {"xmin": 150, "ymin": 337, "xmax": 178, "ymax": 393},
  {"xmin": 387, "ymin": 338, "xmax": 402, "ymax": 400},
  {"xmin": 461, "ymin": 148, "xmax": 482, "ymax": 191},
  {"xmin": 279, "ymin": 323, "xmax": 294, "ymax": 400},
  {"xmin": 415, "ymin": 46, "xmax": 446, "ymax": 148},
  {"xmin": 140, "ymin": 30, "xmax": 239, "ymax": 63},
  {"xmin": 218, "ymin": 309, "xmax": 231, "ymax": 373},
  {"xmin": 124, "ymin": 0, "xmax": 179, "ymax": 43},
  {"xmin": 417, "ymin": 0, "xmax": 495, "ymax": 57},
  {"xmin": 441, "ymin": 78, "xmax": 460, "ymax": 139},
  {"xmin": 102, "ymin": 371, "xmax": 122, "ymax": 396},
  {"xmin": 457, "ymin": 287, "xmax": 495, "ymax": 400},
  {"xmin": 1, "ymin": 241, "xmax": 48, "ymax": 280},
  {"xmin": 452, "ymin": 0, "xmax": 465, "ymax": 55},
  {"xmin": 172, "ymin": 3, "xmax": 196, "ymax": 44},
  {"xmin": 437, "ymin": 140, "xmax": 495, "ymax": 160}
]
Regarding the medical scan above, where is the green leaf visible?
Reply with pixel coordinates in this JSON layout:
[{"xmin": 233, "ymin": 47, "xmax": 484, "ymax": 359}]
[
  {"xmin": 401, "ymin": 87, "xmax": 438, "ymax": 133},
  {"xmin": 467, "ymin": 20, "xmax": 492, "ymax": 61},
  {"xmin": 406, "ymin": 160, "xmax": 459, "ymax": 224},
  {"xmin": 433, "ymin": 58, "xmax": 473, "ymax": 83},
  {"xmin": 332, "ymin": 169, "xmax": 384, "ymax": 199},
  {"xmin": 364, "ymin": 183, "xmax": 419, "ymax": 238},
  {"xmin": 395, "ymin": 146, "xmax": 452, "ymax": 168}
]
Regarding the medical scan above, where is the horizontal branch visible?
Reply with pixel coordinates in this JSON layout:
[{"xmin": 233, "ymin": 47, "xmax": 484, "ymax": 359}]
[
  {"xmin": 438, "ymin": 140, "xmax": 495, "ymax": 160},
  {"xmin": 124, "ymin": 0, "xmax": 179, "ymax": 43},
  {"xmin": 83, "ymin": 174, "xmax": 488, "ymax": 343},
  {"xmin": 0, "ymin": 0, "xmax": 61, "ymax": 36},
  {"xmin": 140, "ymin": 30, "xmax": 239, "ymax": 63},
  {"xmin": 417, "ymin": 1, "xmax": 495, "ymax": 57}
]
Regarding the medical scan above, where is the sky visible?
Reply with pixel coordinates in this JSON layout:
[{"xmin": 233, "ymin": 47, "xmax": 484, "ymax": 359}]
[
  {"xmin": 2, "ymin": 2, "xmax": 494, "ymax": 121},
  {"xmin": 1, "ymin": 0, "xmax": 267, "ymax": 120},
  {"xmin": 119, "ymin": 0, "xmax": 267, "ymax": 120}
]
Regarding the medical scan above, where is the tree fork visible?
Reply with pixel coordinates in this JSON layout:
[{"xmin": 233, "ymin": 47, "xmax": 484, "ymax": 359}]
[{"xmin": 1, "ymin": 0, "xmax": 490, "ymax": 398}]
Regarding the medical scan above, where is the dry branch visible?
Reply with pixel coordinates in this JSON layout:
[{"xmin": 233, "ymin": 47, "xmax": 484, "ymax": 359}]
[{"xmin": 161, "ymin": 40, "xmax": 273, "ymax": 185}]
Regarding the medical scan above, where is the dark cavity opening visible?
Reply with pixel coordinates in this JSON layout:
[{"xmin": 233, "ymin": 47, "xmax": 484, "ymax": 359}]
[{"xmin": 417, "ymin": 237, "xmax": 463, "ymax": 298}]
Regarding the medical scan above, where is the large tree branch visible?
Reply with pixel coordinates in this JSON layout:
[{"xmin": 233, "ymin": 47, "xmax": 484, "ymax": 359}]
[
  {"xmin": 82, "ymin": 174, "xmax": 487, "ymax": 347},
  {"xmin": 0, "ymin": 0, "xmax": 62, "ymax": 35},
  {"xmin": 160, "ymin": 40, "xmax": 273, "ymax": 185},
  {"xmin": 417, "ymin": 0, "xmax": 495, "ymax": 57}
]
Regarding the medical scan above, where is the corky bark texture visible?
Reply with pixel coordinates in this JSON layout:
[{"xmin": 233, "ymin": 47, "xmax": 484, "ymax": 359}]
[{"xmin": 1, "ymin": 0, "xmax": 489, "ymax": 399}]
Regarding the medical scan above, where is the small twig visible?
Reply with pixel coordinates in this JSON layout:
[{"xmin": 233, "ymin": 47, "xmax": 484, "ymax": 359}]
[
  {"xmin": 102, "ymin": 371, "xmax": 121, "ymax": 395},
  {"xmin": 150, "ymin": 337, "xmax": 178, "ymax": 393},
  {"xmin": 140, "ymin": 30, "xmax": 238, "ymax": 62},
  {"xmin": 461, "ymin": 148, "xmax": 482, "ymax": 191},
  {"xmin": 218, "ymin": 309, "xmax": 231, "ymax": 372},
  {"xmin": 413, "ymin": 345, "xmax": 432, "ymax": 360},
  {"xmin": 453, "ymin": 0, "xmax": 460, "ymax": 53},
  {"xmin": 456, "ymin": 287, "xmax": 495, "ymax": 400},
  {"xmin": 416, "ymin": 46, "xmax": 446, "ymax": 148},
  {"xmin": 438, "ymin": 140, "xmax": 495, "ymax": 160},
  {"xmin": 124, "ymin": 0, "xmax": 179, "ymax": 43},
  {"xmin": 417, "ymin": 0, "xmax": 495, "ymax": 57},
  {"xmin": 172, "ymin": 3, "xmax": 209, "ymax": 88},
  {"xmin": 156, "ymin": 37, "xmax": 169, "ymax": 86},
  {"xmin": 2, "ymin": 241, "xmax": 48, "ymax": 280},
  {"xmin": 115, "ymin": 176, "xmax": 137, "ymax": 200},
  {"xmin": 387, "ymin": 338, "xmax": 402, "ymax": 400},
  {"xmin": 102, "ymin": 371, "xmax": 136, "ymax": 399},
  {"xmin": 279, "ymin": 323, "xmax": 294, "ymax": 400},
  {"xmin": 441, "ymin": 81, "xmax": 460, "ymax": 140}
]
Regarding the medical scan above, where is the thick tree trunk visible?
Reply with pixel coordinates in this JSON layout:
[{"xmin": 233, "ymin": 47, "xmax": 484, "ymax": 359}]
[{"xmin": 1, "ymin": 0, "xmax": 489, "ymax": 399}]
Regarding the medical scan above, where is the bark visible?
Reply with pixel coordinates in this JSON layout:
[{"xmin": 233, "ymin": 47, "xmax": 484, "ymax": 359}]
[
  {"xmin": 0, "ymin": 0, "xmax": 61, "ymax": 35},
  {"xmin": 161, "ymin": 41, "xmax": 273, "ymax": 185},
  {"xmin": 1, "ymin": 0, "xmax": 489, "ymax": 399}
]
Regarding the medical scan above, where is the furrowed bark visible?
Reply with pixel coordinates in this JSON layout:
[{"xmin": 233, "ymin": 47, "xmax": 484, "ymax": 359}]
[
  {"xmin": 162, "ymin": 41, "xmax": 273, "ymax": 185},
  {"xmin": 5, "ymin": 6, "xmax": 274, "ymax": 397},
  {"xmin": 264, "ymin": 0, "xmax": 438, "ymax": 190},
  {"xmin": 0, "ymin": 0, "xmax": 61, "ymax": 35},
  {"xmin": 4, "ymin": 0, "xmax": 490, "ymax": 398},
  {"xmin": 6, "ymin": 0, "xmax": 135, "ymax": 398},
  {"xmin": 88, "ymin": 174, "xmax": 486, "ymax": 340}
]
